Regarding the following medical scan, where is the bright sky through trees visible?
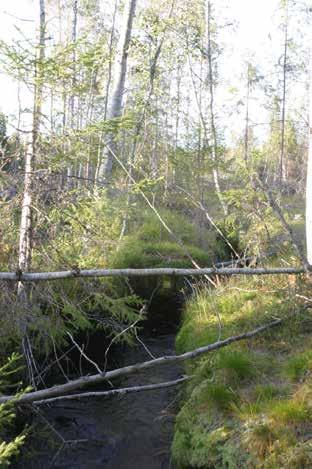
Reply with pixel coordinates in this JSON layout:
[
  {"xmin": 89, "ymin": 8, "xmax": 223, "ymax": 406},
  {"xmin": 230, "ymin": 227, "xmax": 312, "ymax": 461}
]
[{"xmin": 0, "ymin": 0, "xmax": 295, "ymax": 142}]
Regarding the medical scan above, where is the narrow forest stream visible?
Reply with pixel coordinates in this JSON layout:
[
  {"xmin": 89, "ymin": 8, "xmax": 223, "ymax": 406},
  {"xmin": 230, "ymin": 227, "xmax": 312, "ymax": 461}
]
[{"xmin": 19, "ymin": 294, "xmax": 184, "ymax": 469}]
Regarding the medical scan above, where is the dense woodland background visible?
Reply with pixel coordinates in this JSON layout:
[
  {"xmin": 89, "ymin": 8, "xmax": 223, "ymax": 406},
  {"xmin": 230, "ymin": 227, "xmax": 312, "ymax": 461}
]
[{"xmin": 1, "ymin": 0, "xmax": 312, "ymax": 467}]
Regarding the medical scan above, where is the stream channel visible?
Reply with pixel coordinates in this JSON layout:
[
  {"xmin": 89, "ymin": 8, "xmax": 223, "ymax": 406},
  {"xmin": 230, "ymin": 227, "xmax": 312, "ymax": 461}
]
[{"xmin": 19, "ymin": 290, "xmax": 184, "ymax": 469}]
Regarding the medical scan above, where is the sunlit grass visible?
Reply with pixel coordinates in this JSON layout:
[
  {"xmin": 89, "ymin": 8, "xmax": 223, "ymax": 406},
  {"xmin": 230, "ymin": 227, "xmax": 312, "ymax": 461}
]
[{"xmin": 172, "ymin": 271, "xmax": 312, "ymax": 468}]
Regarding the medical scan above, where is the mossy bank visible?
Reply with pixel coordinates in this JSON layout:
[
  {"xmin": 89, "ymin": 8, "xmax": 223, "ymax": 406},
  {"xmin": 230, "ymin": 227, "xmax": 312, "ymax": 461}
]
[{"xmin": 172, "ymin": 271, "xmax": 312, "ymax": 468}]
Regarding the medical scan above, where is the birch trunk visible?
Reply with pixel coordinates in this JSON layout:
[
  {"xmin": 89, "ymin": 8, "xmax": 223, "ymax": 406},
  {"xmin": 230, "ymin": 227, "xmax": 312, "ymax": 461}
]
[
  {"xmin": 97, "ymin": 0, "xmax": 137, "ymax": 182},
  {"xmin": 94, "ymin": 0, "xmax": 118, "ymax": 183},
  {"xmin": 306, "ymin": 27, "xmax": 312, "ymax": 265},
  {"xmin": 104, "ymin": 0, "xmax": 119, "ymax": 122},
  {"xmin": 206, "ymin": 1, "xmax": 228, "ymax": 215},
  {"xmin": 18, "ymin": 0, "xmax": 46, "ymax": 387},
  {"xmin": 18, "ymin": 0, "xmax": 45, "ymax": 278},
  {"xmin": 244, "ymin": 63, "xmax": 251, "ymax": 164}
]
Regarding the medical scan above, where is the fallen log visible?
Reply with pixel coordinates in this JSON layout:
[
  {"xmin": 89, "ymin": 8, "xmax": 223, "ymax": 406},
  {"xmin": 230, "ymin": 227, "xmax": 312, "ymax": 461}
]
[
  {"xmin": 33, "ymin": 376, "xmax": 191, "ymax": 405},
  {"xmin": 0, "ymin": 318, "xmax": 282, "ymax": 406},
  {"xmin": 0, "ymin": 266, "xmax": 307, "ymax": 282}
]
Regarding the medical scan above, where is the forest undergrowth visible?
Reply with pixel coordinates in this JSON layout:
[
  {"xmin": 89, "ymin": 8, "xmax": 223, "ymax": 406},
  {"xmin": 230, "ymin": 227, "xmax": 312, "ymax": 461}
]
[{"xmin": 0, "ymin": 183, "xmax": 308, "ymax": 466}]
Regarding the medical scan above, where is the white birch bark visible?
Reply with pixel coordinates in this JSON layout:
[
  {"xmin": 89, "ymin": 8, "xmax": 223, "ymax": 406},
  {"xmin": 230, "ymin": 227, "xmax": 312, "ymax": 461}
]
[
  {"xmin": 244, "ymin": 63, "xmax": 251, "ymax": 164},
  {"xmin": 18, "ymin": 0, "xmax": 45, "ymax": 280},
  {"xmin": 306, "ymin": 25, "xmax": 312, "ymax": 265},
  {"xmin": 0, "ymin": 266, "xmax": 307, "ymax": 283},
  {"xmin": 97, "ymin": 0, "xmax": 137, "ymax": 181},
  {"xmin": 18, "ymin": 0, "xmax": 46, "ymax": 387},
  {"xmin": 94, "ymin": 0, "xmax": 118, "ymax": 183},
  {"xmin": 18, "ymin": 146, "xmax": 34, "ymax": 282}
]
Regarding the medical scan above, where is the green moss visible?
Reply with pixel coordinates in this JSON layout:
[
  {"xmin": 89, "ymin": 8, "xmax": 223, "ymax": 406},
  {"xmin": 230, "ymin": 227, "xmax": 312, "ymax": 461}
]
[
  {"xmin": 111, "ymin": 209, "xmax": 219, "ymax": 271},
  {"xmin": 189, "ymin": 426, "xmax": 232, "ymax": 468},
  {"xmin": 113, "ymin": 239, "xmax": 210, "ymax": 269},
  {"xmin": 135, "ymin": 209, "xmax": 198, "ymax": 244}
]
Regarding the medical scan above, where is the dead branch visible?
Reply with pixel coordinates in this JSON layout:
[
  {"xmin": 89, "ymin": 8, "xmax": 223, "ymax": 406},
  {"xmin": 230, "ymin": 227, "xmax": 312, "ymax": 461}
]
[
  {"xmin": 0, "ymin": 317, "xmax": 281, "ymax": 405},
  {"xmin": 33, "ymin": 376, "xmax": 190, "ymax": 405},
  {"xmin": 67, "ymin": 332, "xmax": 102, "ymax": 374}
]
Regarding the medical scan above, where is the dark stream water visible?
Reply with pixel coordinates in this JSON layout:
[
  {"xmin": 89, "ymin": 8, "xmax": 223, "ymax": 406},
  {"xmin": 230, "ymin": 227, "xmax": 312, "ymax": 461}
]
[{"xmin": 20, "ymin": 333, "xmax": 182, "ymax": 469}]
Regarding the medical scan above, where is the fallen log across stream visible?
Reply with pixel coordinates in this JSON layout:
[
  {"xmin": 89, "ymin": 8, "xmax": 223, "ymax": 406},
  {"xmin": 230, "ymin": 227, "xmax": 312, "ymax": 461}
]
[
  {"xmin": 0, "ymin": 318, "xmax": 282, "ymax": 406},
  {"xmin": 0, "ymin": 265, "xmax": 308, "ymax": 282}
]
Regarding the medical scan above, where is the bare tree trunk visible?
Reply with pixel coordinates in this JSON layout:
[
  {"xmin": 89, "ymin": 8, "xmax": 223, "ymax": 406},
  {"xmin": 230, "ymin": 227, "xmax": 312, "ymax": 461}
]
[
  {"xmin": 18, "ymin": 146, "xmax": 34, "ymax": 285},
  {"xmin": 151, "ymin": 95, "xmax": 159, "ymax": 178},
  {"xmin": 18, "ymin": 0, "xmax": 46, "ymax": 387},
  {"xmin": 94, "ymin": 0, "xmax": 118, "ymax": 184},
  {"xmin": 306, "ymin": 27, "xmax": 312, "ymax": 265},
  {"xmin": 104, "ymin": 0, "xmax": 119, "ymax": 122},
  {"xmin": 118, "ymin": 1, "xmax": 175, "ymax": 235},
  {"xmin": 97, "ymin": 0, "xmax": 137, "ymax": 182},
  {"xmin": 206, "ymin": 1, "xmax": 228, "ymax": 215},
  {"xmin": 67, "ymin": 0, "xmax": 78, "ymax": 188},
  {"xmin": 280, "ymin": 1, "xmax": 288, "ymax": 183},
  {"xmin": 244, "ymin": 63, "xmax": 251, "ymax": 164},
  {"xmin": 58, "ymin": 0, "xmax": 67, "ymax": 190},
  {"xmin": 19, "ymin": 0, "xmax": 45, "ymax": 277}
]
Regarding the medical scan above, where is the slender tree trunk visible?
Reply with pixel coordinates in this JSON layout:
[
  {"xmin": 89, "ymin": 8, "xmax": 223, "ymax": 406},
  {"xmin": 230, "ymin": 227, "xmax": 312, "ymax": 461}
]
[
  {"xmin": 306, "ymin": 30, "xmax": 312, "ymax": 265},
  {"xmin": 59, "ymin": 0, "xmax": 67, "ymax": 190},
  {"xmin": 244, "ymin": 63, "xmax": 251, "ymax": 164},
  {"xmin": 280, "ymin": 1, "xmax": 288, "ymax": 183},
  {"xmin": 97, "ymin": 0, "xmax": 137, "ymax": 182},
  {"xmin": 206, "ymin": 1, "xmax": 228, "ymax": 215},
  {"xmin": 104, "ymin": 0, "xmax": 119, "ymax": 122},
  {"xmin": 18, "ymin": 0, "xmax": 46, "ymax": 387},
  {"xmin": 19, "ymin": 0, "xmax": 45, "ymax": 277},
  {"xmin": 118, "ymin": 2, "xmax": 174, "ymax": 234},
  {"xmin": 18, "ymin": 146, "xmax": 34, "ymax": 287},
  {"xmin": 67, "ymin": 0, "xmax": 78, "ymax": 188},
  {"xmin": 175, "ymin": 64, "xmax": 181, "ymax": 151},
  {"xmin": 94, "ymin": 0, "xmax": 118, "ymax": 184},
  {"xmin": 151, "ymin": 95, "xmax": 159, "ymax": 178}
]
